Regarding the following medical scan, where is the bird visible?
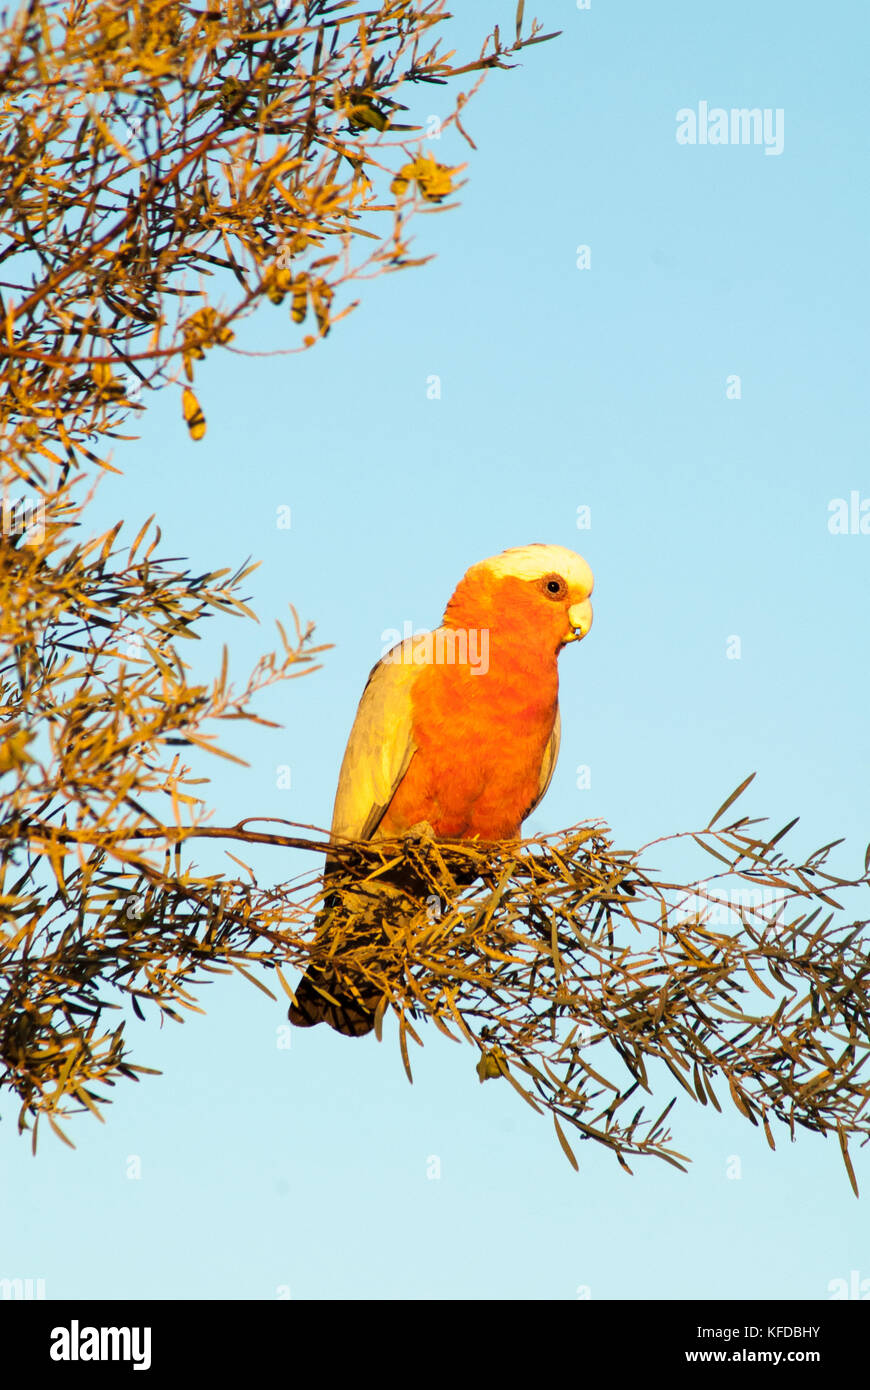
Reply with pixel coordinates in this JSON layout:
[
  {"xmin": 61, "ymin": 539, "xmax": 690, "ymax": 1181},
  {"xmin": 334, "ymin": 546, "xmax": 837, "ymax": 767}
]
[{"xmin": 288, "ymin": 543, "xmax": 594, "ymax": 1036}]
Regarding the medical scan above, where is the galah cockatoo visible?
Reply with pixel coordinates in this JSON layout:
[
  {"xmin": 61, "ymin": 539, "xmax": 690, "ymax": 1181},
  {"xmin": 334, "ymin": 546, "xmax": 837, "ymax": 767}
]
[{"xmin": 289, "ymin": 543, "xmax": 594, "ymax": 1035}]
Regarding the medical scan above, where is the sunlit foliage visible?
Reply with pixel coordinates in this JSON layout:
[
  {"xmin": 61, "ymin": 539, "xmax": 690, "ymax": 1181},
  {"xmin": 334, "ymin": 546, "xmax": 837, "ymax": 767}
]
[{"xmin": 1, "ymin": 4, "xmax": 868, "ymax": 1191}]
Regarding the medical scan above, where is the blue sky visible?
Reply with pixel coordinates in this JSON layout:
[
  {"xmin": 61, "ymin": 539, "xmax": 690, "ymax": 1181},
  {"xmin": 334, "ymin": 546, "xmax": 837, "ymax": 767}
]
[{"xmin": 2, "ymin": 0, "xmax": 869, "ymax": 1299}]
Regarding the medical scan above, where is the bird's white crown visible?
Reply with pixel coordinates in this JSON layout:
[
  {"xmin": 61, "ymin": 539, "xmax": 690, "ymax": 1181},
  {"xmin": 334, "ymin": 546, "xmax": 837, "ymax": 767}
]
[{"xmin": 480, "ymin": 544, "xmax": 594, "ymax": 597}]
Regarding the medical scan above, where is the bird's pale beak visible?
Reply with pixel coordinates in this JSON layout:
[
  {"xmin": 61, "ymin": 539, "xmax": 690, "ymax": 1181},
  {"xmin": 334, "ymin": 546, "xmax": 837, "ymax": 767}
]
[{"xmin": 565, "ymin": 599, "xmax": 593, "ymax": 641}]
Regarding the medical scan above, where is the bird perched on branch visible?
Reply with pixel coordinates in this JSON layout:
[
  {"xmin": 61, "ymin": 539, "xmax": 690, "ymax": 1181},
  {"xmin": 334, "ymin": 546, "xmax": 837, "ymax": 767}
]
[{"xmin": 289, "ymin": 543, "xmax": 594, "ymax": 1036}]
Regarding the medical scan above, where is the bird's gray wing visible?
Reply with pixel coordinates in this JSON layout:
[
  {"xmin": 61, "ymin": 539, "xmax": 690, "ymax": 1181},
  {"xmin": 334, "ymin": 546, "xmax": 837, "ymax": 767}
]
[
  {"xmin": 523, "ymin": 705, "xmax": 561, "ymax": 822},
  {"xmin": 295, "ymin": 644, "xmax": 421, "ymax": 1033},
  {"xmin": 329, "ymin": 638, "xmax": 421, "ymax": 847}
]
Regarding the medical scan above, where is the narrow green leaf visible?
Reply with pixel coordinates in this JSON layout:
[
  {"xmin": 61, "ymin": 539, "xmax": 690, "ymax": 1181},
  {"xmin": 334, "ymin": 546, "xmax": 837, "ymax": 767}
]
[
  {"xmin": 553, "ymin": 1114, "xmax": 579, "ymax": 1171},
  {"xmin": 707, "ymin": 772, "xmax": 756, "ymax": 829}
]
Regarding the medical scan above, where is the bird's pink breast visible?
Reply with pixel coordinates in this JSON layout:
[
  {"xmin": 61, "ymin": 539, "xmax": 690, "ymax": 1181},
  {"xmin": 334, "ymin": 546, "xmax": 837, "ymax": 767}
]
[{"xmin": 379, "ymin": 591, "xmax": 561, "ymax": 840}]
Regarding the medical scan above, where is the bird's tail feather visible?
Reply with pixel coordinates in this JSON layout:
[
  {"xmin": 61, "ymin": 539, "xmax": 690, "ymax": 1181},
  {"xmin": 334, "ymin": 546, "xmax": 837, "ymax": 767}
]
[
  {"xmin": 289, "ymin": 874, "xmax": 426, "ymax": 1037},
  {"xmin": 288, "ymin": 965, "xmax": 377, "ymax": 1037}
]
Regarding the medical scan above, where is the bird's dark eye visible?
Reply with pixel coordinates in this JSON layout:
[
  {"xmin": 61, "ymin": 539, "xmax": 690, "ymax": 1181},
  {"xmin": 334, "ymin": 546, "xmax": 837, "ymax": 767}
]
[{"xmin": 541, "ymin": 574, "xmax": 567, "ymax": 599}]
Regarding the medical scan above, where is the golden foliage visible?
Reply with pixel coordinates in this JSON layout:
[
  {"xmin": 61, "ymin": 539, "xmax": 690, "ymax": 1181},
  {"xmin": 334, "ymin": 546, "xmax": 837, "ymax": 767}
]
[
  {"xmin": 2, "ymin": 3, "xmax": 868, "ymax": 1193},
  {"xmin": 0, "ymin": 479, "xmax": 331, "ymax": 1148},
  {"xmin": 279, "ymin": 796, "xmax": 870, "ymax": 1185},
  {"xmin": 181, "ymin": 385, "xmax": 206, "ymax": 439},
  {"xmin": 0, "ymin": 0, "xmax": 567, "ymax": 1151},
  {"xmin": 391, "ymin": 154, "xmax": 458, "ymax": 203},
  {"xmin": 0, "ymin": 0, "xmax": 555, "ymax": 486}
]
